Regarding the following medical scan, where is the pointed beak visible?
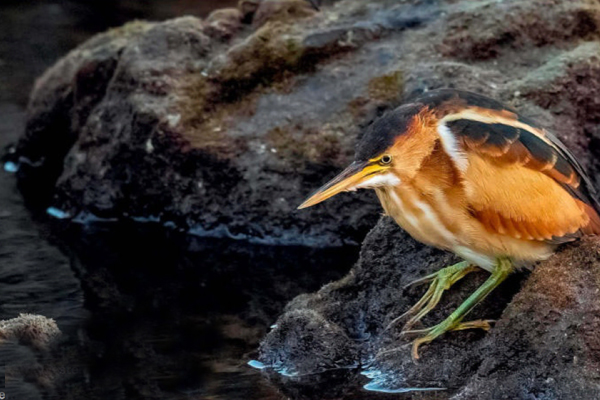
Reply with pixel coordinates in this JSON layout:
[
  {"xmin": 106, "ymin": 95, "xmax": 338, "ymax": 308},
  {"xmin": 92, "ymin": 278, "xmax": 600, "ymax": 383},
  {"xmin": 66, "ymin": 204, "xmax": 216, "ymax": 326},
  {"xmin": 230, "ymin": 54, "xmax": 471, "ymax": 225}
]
[{"xmin": 298, "ymin": 161, "xmax": 383, "ymax": 209}]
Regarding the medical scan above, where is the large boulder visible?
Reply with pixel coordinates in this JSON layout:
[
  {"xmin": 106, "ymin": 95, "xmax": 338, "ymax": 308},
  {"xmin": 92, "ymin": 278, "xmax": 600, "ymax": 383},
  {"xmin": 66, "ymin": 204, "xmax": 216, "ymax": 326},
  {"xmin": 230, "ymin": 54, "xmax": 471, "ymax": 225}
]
[{"xmin": 9, "ymin": 0, "xmax": 423, "ymax": 246}]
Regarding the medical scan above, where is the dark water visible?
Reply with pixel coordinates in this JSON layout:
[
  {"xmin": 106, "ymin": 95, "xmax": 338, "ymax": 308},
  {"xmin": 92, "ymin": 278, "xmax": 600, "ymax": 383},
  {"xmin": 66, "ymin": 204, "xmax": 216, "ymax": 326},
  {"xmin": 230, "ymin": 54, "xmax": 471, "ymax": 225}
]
[{"xmin": 0, "ymin": 1, "xmax": 360, "ymax": 399}]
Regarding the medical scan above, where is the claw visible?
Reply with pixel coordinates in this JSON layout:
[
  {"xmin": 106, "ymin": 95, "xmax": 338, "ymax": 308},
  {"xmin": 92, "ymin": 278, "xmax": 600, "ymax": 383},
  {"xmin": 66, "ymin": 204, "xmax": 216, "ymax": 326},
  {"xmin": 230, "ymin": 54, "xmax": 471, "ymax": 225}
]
[
  {"xmin": 412, "ymin": 336, "xmax": 430, "ymax": 360},
  {"xmin": 409, "ymin": 319, "xmax": 495, "ymax": 359},
  {"xmin": 386, "ymin": 262, "xmax": 478, "ymax": 333},
  {"xmin": 402, "ymin": 271, "xmax": 439, "ymax": 289}
]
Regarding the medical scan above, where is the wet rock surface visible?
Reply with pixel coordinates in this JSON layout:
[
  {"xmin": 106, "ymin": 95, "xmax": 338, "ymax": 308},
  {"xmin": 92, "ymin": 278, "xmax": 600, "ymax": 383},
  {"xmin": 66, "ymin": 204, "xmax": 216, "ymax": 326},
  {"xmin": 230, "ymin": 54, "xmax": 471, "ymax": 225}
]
[
  {"xmin": 259, "ymin": 219, "xmax": 600, "ymax": 399},
  {"xmin": 5, "ymin": 0, "xmax": 600, "ymax": 399}
]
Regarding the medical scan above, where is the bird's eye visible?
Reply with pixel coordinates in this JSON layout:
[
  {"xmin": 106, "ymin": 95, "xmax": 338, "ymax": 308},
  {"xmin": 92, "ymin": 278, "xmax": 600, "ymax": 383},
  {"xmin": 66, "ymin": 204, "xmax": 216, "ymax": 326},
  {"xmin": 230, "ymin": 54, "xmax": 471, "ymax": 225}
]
[{"xmin": 380, "ymin": 155, "xmax": 392, "ymax": 165}]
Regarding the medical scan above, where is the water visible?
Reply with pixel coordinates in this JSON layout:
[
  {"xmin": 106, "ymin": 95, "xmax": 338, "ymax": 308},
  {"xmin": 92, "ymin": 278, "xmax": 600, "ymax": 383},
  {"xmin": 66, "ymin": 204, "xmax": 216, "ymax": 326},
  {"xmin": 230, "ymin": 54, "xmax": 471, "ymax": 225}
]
[
  {"xmin": 0, "ymin": 1, "xmax": 367, "ymax": 399},
  {"xmin": 49, "ymin": 222, "xmax": 359, "ymax": 399}
]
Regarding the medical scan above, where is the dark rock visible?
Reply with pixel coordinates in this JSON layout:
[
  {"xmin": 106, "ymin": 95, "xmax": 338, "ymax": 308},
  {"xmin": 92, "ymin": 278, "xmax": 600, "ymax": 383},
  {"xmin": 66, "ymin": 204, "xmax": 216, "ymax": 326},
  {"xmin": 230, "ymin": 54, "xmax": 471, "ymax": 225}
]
[
  {"xmin": 455, "ymin": 237, "xmax": 600, "ymax": 399},
  {"xmin": 239, "ymin": 0, "xmax": 262, "ymax": 24},
  {"xmin": 12, "ymin": 1, "xmax": 427, "ymax": 246},
  {"xmin": 204, "ymin": 8, "xmax": 244, "ymax": 40},
  {"xmin": 259, "ymin": 309, "xmax": 359, "ymax": 376},
  {"xmin": 258, "ymin": 218, "xmax": 600, "ymax": 399}
]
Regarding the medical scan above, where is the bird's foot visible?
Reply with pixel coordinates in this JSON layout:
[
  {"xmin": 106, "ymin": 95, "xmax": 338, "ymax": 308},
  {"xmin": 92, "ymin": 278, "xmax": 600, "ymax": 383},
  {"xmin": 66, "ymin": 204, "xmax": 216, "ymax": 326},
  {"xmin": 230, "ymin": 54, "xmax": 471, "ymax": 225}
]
[
  {"xmin": 384, "ymin": 261, "xmax": 479, "ymax": 332},
  {"xmin": 402, "ymin": 258, "xmax": 512, "ymax": 359},
  {"xmin": 404, "ymin": 319, "xmax": 495, "ymax": 359}
]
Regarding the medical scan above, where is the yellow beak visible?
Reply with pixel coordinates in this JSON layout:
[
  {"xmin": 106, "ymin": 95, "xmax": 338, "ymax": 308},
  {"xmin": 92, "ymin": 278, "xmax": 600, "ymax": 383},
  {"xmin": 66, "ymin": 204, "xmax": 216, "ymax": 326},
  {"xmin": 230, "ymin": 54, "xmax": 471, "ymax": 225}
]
[{"xmin": 297, "ymin": 161, "xmax": 383, "ymax": 209}]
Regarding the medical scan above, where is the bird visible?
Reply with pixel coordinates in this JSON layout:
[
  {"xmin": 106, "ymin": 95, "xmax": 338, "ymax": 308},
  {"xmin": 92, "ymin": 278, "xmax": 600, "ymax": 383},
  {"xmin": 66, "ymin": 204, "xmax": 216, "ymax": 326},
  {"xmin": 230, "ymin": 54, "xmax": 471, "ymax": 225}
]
[{"xmin": 297, "ymin": 88, "xmax": 600, "ymax": 359}]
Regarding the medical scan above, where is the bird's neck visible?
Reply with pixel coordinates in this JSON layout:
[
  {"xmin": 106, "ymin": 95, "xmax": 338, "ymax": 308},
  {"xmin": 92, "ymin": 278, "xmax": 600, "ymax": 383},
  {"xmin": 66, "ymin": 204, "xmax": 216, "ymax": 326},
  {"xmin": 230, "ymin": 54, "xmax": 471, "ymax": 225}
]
[
  {"xmin": 388, "ymin": 139, "xmax": 462, "ymax": 192},
  {"xmin": 374, "ymin": 140, "xmax": 464, "ymax": 248}
]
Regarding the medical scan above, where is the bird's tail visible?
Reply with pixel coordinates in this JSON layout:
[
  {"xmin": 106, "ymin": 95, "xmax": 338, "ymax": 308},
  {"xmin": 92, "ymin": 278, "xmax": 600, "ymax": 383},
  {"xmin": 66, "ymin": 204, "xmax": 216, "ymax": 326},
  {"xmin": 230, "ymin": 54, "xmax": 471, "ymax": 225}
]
[{"xmin": 582, "ymin": 203, "xmax": 600, "ymax": 235}]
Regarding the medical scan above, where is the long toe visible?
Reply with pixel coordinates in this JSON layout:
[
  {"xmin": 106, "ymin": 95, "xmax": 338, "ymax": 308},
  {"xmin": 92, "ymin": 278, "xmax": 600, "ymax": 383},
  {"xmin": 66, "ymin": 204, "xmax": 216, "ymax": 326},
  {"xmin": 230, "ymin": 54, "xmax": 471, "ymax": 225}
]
[
  {"xmin": 395, "ymin": 262, "xmax": 478, "ymax": 332},
  {"xmin": 411, "ymin": 335, "xmax": 434, "ymax": 360},
  {"xmin": 408, "ymin": 258, "xmax": 514, "ymax": 360},
  {"xmin": 452, "ymin": 319, "xmax": 495, "ymax": 332}
]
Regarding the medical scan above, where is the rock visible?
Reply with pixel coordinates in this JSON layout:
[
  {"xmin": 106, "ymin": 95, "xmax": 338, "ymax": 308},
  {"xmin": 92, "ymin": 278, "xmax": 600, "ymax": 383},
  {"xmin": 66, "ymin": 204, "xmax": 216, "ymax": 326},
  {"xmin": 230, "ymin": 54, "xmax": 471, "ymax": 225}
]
[
  {"xmin": 252, "ymin": 0, "xmax": 317, "ymax": 28},
  {"xmin": 12, "ymin": 0, "xmax": 421, "ymax": 246},
  {"xmin": 442, "ymin": 0, "xmax": 600, "ymax": 60},
  {"xmin": 239, "ymin": 0, "xmax": 261, "ymax": 23},
  {"xmin": 258, "ymin": 218, "xmax": 600, "ymax": 398},
  {"xmin": 259, "ymin": 309, "xmax": 359, "ymax": 376},
  {"xmin": 204, "ymin": 8, "xmax": 244, "ymax": 40},
  {"xmin": 0, "ymin": 313, "xmax": 60, "ymax": 349},
  {"xmin": 1, "ymin": 314, "xmax": 62, "ymax": 399},
  {"xmin": 455, "ymin": 237, "xmax": 600, "ymax": 399}
]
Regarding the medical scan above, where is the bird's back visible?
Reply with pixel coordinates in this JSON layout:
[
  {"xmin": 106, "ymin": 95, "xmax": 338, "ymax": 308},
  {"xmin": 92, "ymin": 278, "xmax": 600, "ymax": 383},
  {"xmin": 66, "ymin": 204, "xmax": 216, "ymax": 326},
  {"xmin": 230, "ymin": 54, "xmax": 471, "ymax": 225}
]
[{"xmin": 414, "ymin": 89, "xmax": 600, "ymax": 240}]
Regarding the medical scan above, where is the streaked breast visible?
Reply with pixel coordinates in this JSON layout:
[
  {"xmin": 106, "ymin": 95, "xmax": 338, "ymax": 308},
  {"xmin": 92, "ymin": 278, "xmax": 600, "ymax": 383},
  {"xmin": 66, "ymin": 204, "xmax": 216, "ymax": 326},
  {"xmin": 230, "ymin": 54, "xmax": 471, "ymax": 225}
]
[{"xmin": 375, "ymin": 186, "xmax": 458, "ymax": 250}]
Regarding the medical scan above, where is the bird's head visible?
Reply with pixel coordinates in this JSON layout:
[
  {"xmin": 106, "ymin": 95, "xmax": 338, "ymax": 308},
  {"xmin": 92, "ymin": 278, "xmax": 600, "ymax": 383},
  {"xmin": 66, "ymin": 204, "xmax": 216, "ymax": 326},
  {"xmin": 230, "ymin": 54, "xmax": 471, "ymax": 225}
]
[{"xmin": 298, "ymin": 102, "xmax": 438, "ymax": 209}]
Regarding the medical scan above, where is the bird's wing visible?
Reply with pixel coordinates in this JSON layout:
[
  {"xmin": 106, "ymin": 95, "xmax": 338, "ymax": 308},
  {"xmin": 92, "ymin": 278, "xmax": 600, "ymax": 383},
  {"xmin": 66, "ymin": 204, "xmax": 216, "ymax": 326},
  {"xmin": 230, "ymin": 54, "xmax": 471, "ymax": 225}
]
[{"xmin": 438, "ymin": 108, "xmax": 600, "ymax": 242}]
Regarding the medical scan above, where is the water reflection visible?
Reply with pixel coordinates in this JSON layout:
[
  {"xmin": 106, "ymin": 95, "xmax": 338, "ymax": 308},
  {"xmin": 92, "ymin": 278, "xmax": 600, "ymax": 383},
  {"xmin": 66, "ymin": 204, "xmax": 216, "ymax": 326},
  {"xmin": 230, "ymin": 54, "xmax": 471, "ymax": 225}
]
[{"xmin": 44, "ymin": 221, "xmax": 359, "ymax": 399}]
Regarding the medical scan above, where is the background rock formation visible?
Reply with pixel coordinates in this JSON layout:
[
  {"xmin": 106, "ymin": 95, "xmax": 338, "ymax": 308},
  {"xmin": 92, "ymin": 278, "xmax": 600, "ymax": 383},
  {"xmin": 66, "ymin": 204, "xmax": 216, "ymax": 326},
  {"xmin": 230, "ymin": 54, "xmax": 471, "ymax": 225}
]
[{"xmin": 11, "ymin": 0, "xmax": 600, "ymax": 247}]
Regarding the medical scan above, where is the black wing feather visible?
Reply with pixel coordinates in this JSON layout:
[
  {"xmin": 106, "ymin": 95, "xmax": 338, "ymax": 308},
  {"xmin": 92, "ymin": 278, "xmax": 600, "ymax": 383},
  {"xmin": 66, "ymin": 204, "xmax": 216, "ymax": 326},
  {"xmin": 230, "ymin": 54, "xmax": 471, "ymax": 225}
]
[{"xmin": 446, "ymin": 118, "xmax": 600, "ymax": 214}]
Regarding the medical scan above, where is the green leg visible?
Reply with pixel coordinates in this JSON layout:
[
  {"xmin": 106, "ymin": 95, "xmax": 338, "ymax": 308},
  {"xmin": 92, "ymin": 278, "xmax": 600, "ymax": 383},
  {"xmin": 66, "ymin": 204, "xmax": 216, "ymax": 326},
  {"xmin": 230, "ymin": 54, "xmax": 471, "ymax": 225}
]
[
  {"xmin": 385, "ymin": 261, "xmax": 480, "ymax": 332},
  {"xmin": 406, "ymin": 258, "xmax": 513, "ymax": 359}
]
